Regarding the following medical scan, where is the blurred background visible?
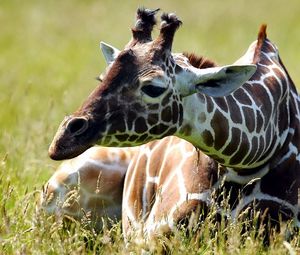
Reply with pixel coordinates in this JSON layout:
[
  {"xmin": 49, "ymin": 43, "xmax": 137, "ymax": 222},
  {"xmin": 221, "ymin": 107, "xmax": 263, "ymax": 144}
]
[{"xmin": 1, "ymin": 0, "xmax": 300, "ymax": 193}]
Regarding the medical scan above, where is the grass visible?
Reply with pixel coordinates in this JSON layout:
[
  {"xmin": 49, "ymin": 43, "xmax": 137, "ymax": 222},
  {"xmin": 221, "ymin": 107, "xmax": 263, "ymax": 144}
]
[{"xmin": 1, "ymin": 0, "xmax": 300, "ymax": 253}]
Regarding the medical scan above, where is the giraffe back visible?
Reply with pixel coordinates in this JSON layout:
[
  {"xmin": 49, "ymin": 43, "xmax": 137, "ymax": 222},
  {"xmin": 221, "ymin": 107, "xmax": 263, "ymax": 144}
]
[
  {"xmin": 122, "ymin": 136, "xmax": 218, "ymax": 237},
  {"xmin": 42, "ymin": 136, "xmax": 300, "ymax": 238},
  {"xmin": 41, "ymin": 146, "xmax": 137, "ymax": 225}
]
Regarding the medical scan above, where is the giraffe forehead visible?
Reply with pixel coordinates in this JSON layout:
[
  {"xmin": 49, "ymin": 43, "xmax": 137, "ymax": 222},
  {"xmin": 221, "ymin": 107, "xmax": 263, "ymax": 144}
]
[
  {"xmin": 139, "ymin": 68, "xmax": 165, "ymax": 83},
  {"xmin": 99, "ymin": 61, "xmax": 140, "ymax": 96},
  {"xmin": 101, "ymin": 43, "xmax": 169, "ymax": 90},
  {"xmin": 125, "ymin": 42, "xmax": 170, "ymax": 71},
  {"xmin": 131, "ymin": 42, "xmax": 154, "ymax": 56}
]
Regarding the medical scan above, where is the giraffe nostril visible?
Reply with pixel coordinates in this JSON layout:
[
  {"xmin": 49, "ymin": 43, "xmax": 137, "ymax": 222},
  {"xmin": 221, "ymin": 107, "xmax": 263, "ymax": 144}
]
[{"xmin": 67, "ymin": 117, "xmax": 88, "ymax": 136}]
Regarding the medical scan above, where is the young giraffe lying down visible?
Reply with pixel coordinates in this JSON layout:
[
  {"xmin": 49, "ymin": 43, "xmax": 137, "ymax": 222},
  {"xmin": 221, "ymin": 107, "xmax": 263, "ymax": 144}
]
[
  {"xmin": 43, "ymin": 135, "xmax": 299, "ymax": 240},
  {"xmin": 41, "ymin": 136, "xmax": 217, "ymax": 237}
]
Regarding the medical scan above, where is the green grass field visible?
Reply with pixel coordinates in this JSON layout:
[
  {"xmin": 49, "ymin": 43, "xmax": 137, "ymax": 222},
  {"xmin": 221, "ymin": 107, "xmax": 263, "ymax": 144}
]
[{"xmin": 1, "ymin": 0, "xmax": 300, "ymax": 254}]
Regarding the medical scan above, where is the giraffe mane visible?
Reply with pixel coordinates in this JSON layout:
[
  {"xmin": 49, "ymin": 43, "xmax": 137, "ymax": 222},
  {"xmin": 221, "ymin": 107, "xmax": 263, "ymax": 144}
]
[{"xmin": 182, "ymin": 52, "xmax": 217, "ymax": 69}]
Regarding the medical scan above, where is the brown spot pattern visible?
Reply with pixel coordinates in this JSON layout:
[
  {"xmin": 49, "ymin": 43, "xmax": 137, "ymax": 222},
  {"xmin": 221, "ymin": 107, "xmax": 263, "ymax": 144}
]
[
  {"xmin": 202, "ymin": 130, "xmax": 213, "ymax": 147},
  {"xmin": 226, "ymin": 95, "xmax": 242, "ymax": 124},
  {"xmin": 135, "ymin": 117, "xmax": 148, "ymax": 133},
  {"xmin": 223, "ymin": 127, "xmax": 241, "ymax": 156},
  {"xmin": 211, "ymin": 109, "xmax": 229, "ymax": 150},
  {"xmin": 243, "ymin": 106, "xmax": 256, "ymax": 132}
]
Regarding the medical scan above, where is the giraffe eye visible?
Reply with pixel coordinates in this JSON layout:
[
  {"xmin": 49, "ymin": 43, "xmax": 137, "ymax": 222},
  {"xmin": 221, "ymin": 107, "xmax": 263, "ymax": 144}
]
[{"xmin": 141, "ymin": 85, "xmax": 166, "ymax": 98}]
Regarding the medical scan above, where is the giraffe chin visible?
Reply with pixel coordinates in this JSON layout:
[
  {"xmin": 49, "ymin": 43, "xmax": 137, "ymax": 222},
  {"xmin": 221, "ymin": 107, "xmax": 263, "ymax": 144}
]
[{"xmin": 48, "ymin": 142, "xmax": 93, "ymax": 161}]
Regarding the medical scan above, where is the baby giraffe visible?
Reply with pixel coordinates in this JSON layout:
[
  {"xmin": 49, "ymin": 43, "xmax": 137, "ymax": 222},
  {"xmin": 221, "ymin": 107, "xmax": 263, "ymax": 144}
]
[
  {"xmin": 42, "ymin": 137, "xmax": 217, "ymax": 238},
  {"xmin": 41, "ymin": 146, "xmax": 137, "ymax": 226}
]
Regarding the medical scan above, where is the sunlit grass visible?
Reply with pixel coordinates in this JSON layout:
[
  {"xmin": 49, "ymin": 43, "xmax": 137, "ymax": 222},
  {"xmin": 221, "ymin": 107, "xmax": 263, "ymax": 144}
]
[
  {"xmin": 1, "ymin": 186, "xmax": 298, "ymax": 254},
  {"xmin": 1, "ymin": 0, "xmax": 300, "ymax": 253}
]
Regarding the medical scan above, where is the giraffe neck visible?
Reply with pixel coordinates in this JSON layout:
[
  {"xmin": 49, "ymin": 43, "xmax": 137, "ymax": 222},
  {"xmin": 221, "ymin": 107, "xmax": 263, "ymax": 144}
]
[{"xmin": 176, "ymin": 39, "xmax": 293, "ymax": 170}]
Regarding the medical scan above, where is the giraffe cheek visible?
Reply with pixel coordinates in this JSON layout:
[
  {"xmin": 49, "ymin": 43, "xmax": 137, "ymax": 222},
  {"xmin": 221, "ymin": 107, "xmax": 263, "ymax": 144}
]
[
  {"xmin": 115, "ymin": 134, "xmax": 130, "ymax": 142},
  {"xmin": 134, "ymin": 117, "xmax": 148, "ymax": 134},
  {"xmin": 149, "ymin": 123, "xmax": 169, "ymax": 135},
  {"xmin": 161, "ymin": 106, "xmax": 172, "ymax": 122},
  {"xmin": 147, "ymin": 113, "xmax": 159, "ymax": 126},
  {"xmin": 107, "ymin": 113, "xmax": 126, "ymax": 134},
  {"xmin": 172, "ymin": 101, "xmax": 179, "ymax": 124},
  {"xmin": 179, "ymin": 104, "xmax": 183, "ymax": 125}
]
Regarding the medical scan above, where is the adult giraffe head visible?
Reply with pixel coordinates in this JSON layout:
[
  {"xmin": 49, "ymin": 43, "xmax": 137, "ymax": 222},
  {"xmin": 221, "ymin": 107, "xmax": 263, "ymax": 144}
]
[{"xmin": 49, "ymin": 8, "xmax": 256, "ymax": 160}]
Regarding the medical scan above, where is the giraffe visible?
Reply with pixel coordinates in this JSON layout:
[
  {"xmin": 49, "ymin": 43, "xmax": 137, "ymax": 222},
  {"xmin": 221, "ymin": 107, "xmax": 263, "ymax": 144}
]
[
  {"xmin": 42, "ymin": 137, "xmax": 216, "ymax": 238},
  {"xmin": 48, "ymin": 8, "xmax": 300, "ymax": 233},
  {"xmin": 121, "ymin": 136, "xmax": 218, "ymax": 240},
  {"xmin": 43, "ymin": 134, "xmax": 298, "ymax": 241},
  {"xmin": 41, "ymin": 145, "xmax": 137, "ymax": 228}
]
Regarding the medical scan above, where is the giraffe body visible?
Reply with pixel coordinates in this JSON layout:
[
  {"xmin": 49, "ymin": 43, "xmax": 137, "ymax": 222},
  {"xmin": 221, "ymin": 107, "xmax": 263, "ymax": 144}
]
[
  {"xmin": 122, "ymin": 136, "xmax": 217, "ymax": 238},
  {"xmin": 48, "ymin": 8, "xmax": 300, "ymax": 235},
  {"xmin": 42, "ymin": 137, "xmax": 217, "ymax": 237},
  {"xmin": 41, "ymin": 146, "xmax": 137, "ymax": 225},
  {"xmin": 123, "ymin": 137, "xmax": 300, "ymax": 238},
  {"xmin": 43, "ymin": 136, "xmax": 300, "ymax": 238}
]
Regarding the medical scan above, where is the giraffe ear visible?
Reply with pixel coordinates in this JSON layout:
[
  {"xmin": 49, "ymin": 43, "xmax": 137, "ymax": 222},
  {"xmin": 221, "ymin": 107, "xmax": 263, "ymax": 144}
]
[
  {"xmin": 180, "ymin": 64, "xmax": 256, "ymax": 98},
  {"xmin": 100, "ymin": 41, "xmax": 121, "ymax": 65}
]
